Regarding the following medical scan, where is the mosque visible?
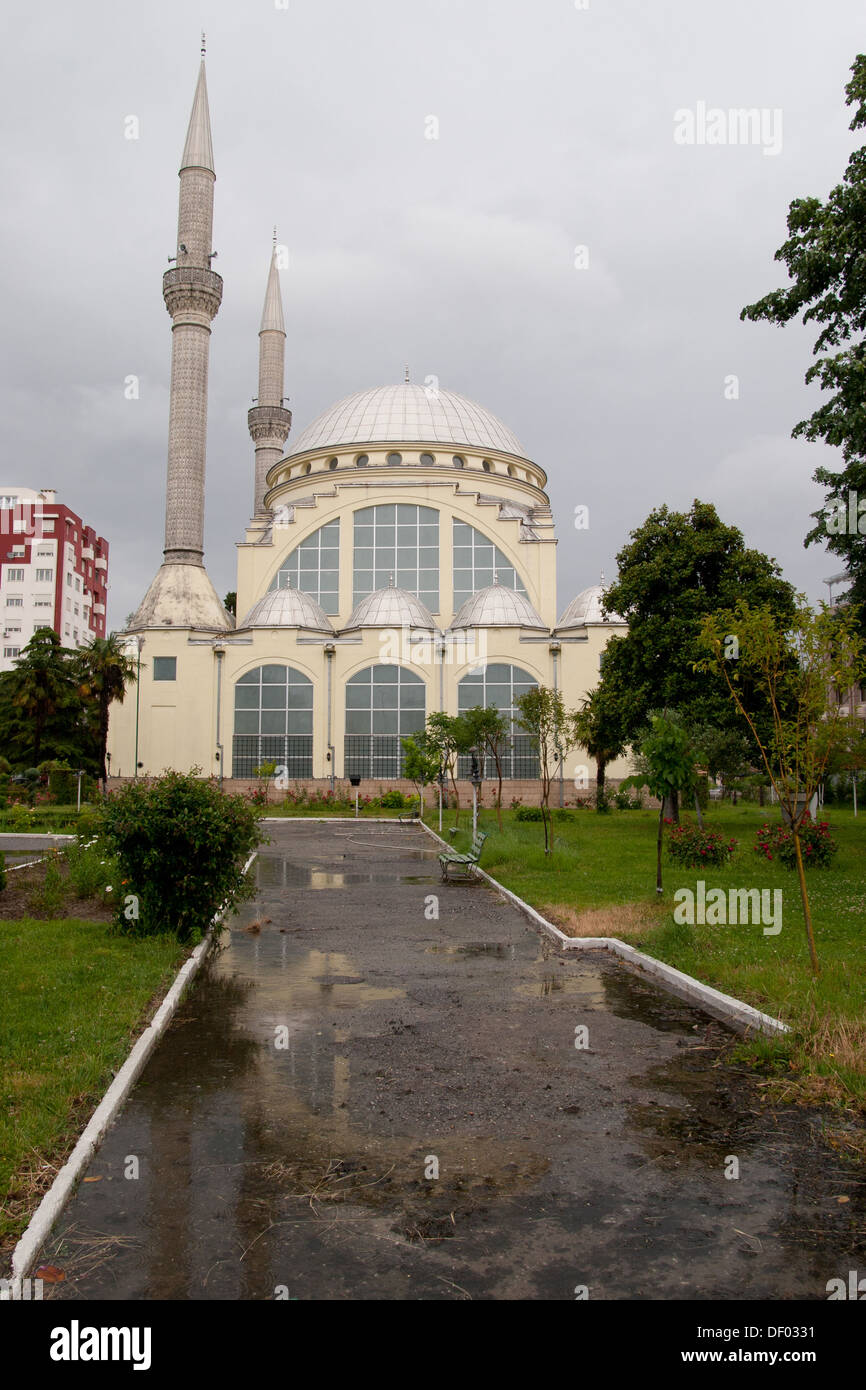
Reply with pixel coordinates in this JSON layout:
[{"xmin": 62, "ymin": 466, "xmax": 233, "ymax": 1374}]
[{"xmin": 108, "ymin": 54, "xmax": 629, "ymax": 796}]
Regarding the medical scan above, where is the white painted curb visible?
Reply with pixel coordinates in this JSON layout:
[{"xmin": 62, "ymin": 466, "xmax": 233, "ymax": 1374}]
[
  {"xmin": 10, "ymin": 850, "xmax": 258, "ymax": 1282},
  {"xmin": 417, "ymin": 820, "xmax": 788, "ymax": 1039}
]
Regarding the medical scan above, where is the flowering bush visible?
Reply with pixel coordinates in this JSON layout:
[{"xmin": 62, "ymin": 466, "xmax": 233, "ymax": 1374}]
[
  {"xmin": 96, "ymin": 770, "xmax": 262, "ymax": 941},
  {"xmin": 754, "ymin": 816, "xmax": 838, "ymax": 869},
  {"xmin": 667, "ymin": 820, "xmax": 737, "ymax": 868}
]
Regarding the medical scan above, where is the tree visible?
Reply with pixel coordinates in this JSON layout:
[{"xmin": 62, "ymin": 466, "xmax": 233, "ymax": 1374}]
[
  {"xmin": 572, "ymin": 686, "xmax": 629, "ymax": 812},
  {"xmin": 741, "ymin": 57, "xmax": 866, "ymax": 633},
  {"xmin": 424, "ymin": 711, "xmax": 473, "ymax": 823},
  {"xmin": 639, "ymin": 713, "xmax": 697, "ymax": 894},
  {"xmin": 515, "ymin": 686, "xmax": 577, "ymax": 854},
  {"xmin": 400, "ymin": 733, "xmax": 440, "ymax": 813},
  {"xmin": 0, "ymin": 629, "xmax": 85, "ymax": 769},
  {"xmin": 224, "ymin": 592, "xmax": 237, "ymax": 618},
  {"xmin": 460, "ymin": 705, "xmax": 510, "ymax": 829},
  {"xmin": 697, "ymin": 598, "xmax": 864, "ymax": 975},
  {"xmin": 598, "ymin": 501, "xmax": 796, "ymax": 746},
  {"xmin": 75, "ymin": 635, "xmax": 138, "ymax": 786}
]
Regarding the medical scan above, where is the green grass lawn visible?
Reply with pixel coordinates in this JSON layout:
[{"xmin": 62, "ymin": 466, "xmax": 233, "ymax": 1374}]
[
  {"xmin": 427, "ymin": 802, "xmax": 866, "ymax": 1109},
  {"xmin": 0, "ymin": 919, "xmax": 187, "ymax": 1253}
]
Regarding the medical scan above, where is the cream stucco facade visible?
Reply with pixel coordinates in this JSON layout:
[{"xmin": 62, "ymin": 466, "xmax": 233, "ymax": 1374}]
[{"xmin": 107, "ymin": 58, "xmax": 630, "ymax": 796}]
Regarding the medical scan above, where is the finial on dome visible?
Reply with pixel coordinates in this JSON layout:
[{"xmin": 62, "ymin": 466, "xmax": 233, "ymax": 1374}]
[
  {"xmin": 273, "ymin": 224, "xmax": 278, "ymax": 248},
  {"xmin": 388, "ymin": 572, "xmax": 395, "ymax": 587},
  {"xmin": 493, "ymin": 568, "xmax": 499, "ymax": 586},
  {"xmin": 201, "ymin": 30, "xmax": 206, "ymax": 57},
  {"xmin": 599, "ymin": 569, "xmax": 605, "ymax": 586},
  {"xmin": 404, "ymin": 364, "xmax": 410, "ymax": 384}
]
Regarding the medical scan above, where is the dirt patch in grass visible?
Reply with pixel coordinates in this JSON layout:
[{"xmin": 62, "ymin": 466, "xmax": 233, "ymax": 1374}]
[
  {"xmin": 0, "ymin": 858, "xmax": 112, "ymax": 923},
  {"xmin": 541, "ymin": 901, "xmax": 663, "ymax": 939}
]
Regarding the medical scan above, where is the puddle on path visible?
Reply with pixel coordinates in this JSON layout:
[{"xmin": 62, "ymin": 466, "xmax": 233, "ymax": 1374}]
[{"xmin": 41, "ymin": 831, "xmax": 866, "ymax": 1302}]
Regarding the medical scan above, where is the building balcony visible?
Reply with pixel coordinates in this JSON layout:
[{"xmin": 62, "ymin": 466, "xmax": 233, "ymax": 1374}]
[
  {"xmin": 94, "ymin": 557, "xmax": 107, "ymax": 571},
  {"xmin": 81, "ymin": 545, "xmax": 94, "ymax": 560},
  {"xmin": 93, "ymin": 603, "xmax": 106, "ymax": 615}
]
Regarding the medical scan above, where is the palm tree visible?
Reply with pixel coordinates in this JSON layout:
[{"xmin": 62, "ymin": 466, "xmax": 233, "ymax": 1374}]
[
  {"xmin": 76, "ymin": 635, "xmax": 138, "ymax": 785},
  {"xmin": 0, "ymin": 629, "xmax": 80, "ymax": 767}
]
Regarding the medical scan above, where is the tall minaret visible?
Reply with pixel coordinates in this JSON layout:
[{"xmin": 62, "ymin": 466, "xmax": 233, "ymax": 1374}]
[
  {"xmin": 248, "ymin": 232, "xmax": 291, "ymax": 516},
  {"xmin": 130, "ymin": 39, "xmax": 230, "ymax": 631}
]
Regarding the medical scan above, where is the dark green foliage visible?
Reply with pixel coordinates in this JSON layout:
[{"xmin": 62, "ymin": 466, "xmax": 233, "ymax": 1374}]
[
  {"xmin": 598, "ymin": 501, "xmax": 796, "ymax": 746},
  {"xmin": 515, "ymin": 805, "xmax": 544, "ymax": 821},
  {"xmin": 96, "ymin": 771, "xmax": 262, "ymax": 942},
  {"xmin": 741, "ymin": 56, "xmax": 866, "ymax": 634}
]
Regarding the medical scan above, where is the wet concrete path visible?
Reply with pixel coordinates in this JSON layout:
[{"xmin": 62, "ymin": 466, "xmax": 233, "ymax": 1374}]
[{"xmin": 46, "ymin": 823, "xmax": 864, "ymax": 1300}]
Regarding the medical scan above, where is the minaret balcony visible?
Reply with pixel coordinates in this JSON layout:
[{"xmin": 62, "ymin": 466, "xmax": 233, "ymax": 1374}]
[
  {"xmin": 163, "ymin": 265, "xmax": 223, "ymax": 321},
  {"xmin": 248, "ymin": 403, "xmax": 292, "ymax": 443}
]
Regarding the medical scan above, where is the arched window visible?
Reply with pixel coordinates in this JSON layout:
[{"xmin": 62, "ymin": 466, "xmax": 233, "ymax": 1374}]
[
  {"xmin": 232, "ymin": 664, "xmax": 313, "ymax": 778},
  {"xmin": 344, "ymin": 663, "xmax": 426, "ymax": 778},
  {"xmin": 457, "ymin": 662, "xmax": 539, "ymax": 779},
  {"xmin": 268, "ymin": 519, "xmax": 339, "ymax": 614},
  {"xmin": 452, "ymin": 520, "xmax": 528, "ymax": 610},
  {"xmin": 353, "ymin": 504, "xmax": 438, "ymax": 610}
]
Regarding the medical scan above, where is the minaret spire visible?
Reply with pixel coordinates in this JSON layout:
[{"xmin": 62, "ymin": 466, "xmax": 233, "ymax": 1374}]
[
  {"xmin": 129, "ymin": 48, "xmax": 230, "ymax": 632},
  {"xmin": 248, "ymin": 235, "xmax": 291, "ymax": 516}
]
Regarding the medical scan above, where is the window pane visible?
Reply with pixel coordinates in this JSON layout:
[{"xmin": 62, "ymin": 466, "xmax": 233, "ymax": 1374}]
[
  {"xmin": 262, "ymin": 685, "xmax": 288, "ymax": 709},
  {"xmin": 261, "ymin": 664, "xmax": 287, "ymax": 683},
  {"xmin": 234, "ymin": 711, "xmax": 258, "ymax": 735},
  {"xmin": 346, "ymin": 709, "xmax": 370, "ymax": 734},
  {"xmin": 261, "ymin": 711, "xmax": 286, "ymax": 735}
]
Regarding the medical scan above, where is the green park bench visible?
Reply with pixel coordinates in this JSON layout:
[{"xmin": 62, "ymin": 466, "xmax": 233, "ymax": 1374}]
[
  {"xmin": 397, "ymin": 804, "xmax": 422, "ymax": 825},
  {"xmin": 438, "ymin": 831, "xmax": 488, "ymax": 882}
]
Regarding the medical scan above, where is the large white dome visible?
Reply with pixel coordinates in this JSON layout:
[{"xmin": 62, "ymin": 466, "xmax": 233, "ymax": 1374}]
[
  {"xmin": 287, "ymin": 383, "xmax": 526, "ymax": 458},
  {"xmin": 238, "ymin": 586, "xmax": 334, "ymax": 632}
]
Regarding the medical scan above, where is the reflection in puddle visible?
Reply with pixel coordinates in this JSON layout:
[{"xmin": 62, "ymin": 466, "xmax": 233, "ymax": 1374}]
[
  {"xmin": 515, "ymin": 969, "xmax": 607, "ymax": 1002},
  {"xmin": 256, "ymin": 856, "xmax": 438, "ymax": 891}
]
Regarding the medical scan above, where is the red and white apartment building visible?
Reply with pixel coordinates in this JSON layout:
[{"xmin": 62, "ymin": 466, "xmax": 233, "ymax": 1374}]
[{"xmin": 0, "ymin": 487, "xmax": 109, "ymax": 672}]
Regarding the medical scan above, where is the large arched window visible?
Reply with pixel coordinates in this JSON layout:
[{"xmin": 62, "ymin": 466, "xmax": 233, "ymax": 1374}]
[
  {"xmin": 452, "ymin": 520, "xmax": 528, "ymax": 611},
  {"xmin": 353, "ymin": 505, "xmax": 438, "ymax": 610},
  {"xmin": 457, "ymin": 662, "xmax": 538, "ymax": 779},
  {"xmin": 344, "ymin": 663, "xmax": 426, "ymax": 778},
  {"xmin": 232, "ymin": 664, "xmax": 314, "ymax": 778},
  {"xmin": 269, "ymin": 520, "xmax": 339, "ymax": 614}
]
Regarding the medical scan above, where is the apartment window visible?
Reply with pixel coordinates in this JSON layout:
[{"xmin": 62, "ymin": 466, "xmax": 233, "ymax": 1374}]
[
  {"xmin": 64, "ymin": 625, "xmax": 70, "ymax": 635},
  {"xmin": 6, "ymin": 568, "xmax": 24, "ymax": 582},
  {"xmin": 66, "ymin": 573, "xmax": 72, "ymax": 586},
  {"xmin": 153, "ymin": 656, "xmax": 177, "ymax": 681},
  {"xmin": 36, "ymin": 548, "xmax": 53, "ymax": 558},
  {"xmin": 35, "ymin": 568, "xmax": 53, "ymax": 582},
  {"xmin": 34, "ymin": 599, "xmax": 51, "ymax": 608},
  {"xmin": 42, "ymin": 519, "xmax": 54, "ymax": 532},
  {"xmin": 3, "ymin": 647, "xmax": 20, "ymax": 658},
  {"xmin": 6, "ymin": 598, "xmax": 23, "ymax": 608},
  {"xmin": 10, "ymin": 546, "xmax": 24, "ymax": 558},
  {"xmin": 75, "ymin": 577, "xmax": 81, "ymax": 591}
]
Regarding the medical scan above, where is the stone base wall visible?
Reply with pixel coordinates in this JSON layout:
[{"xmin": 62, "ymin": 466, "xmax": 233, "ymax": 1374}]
[{"xmin": 105, "ymin": 775, "xmax": 631, "ymax": 808}]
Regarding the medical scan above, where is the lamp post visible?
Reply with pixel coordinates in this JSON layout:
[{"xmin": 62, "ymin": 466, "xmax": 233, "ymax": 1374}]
[
  {"xmin": 324, "ymin": 643, "xmax": 336, "ymax": 793},
  {"xmin": 213, "ymin": 644, "xmax": 225, "ymax": 786},
  {"xmin": 349, "ymin": 774, "xmax": 361, "ymax": 818},
  {"xmin": 550, "ymin": 640, "xmax": 563, "ymax": 806},
  {"xmin": 470, "ymin": 744, "xmax": 482, "ymax": 838},
  {"xmin": 437, "ymin": 763, "xmax": 445, "ymax": 834},
  {"xmin": 133, "ymin": 636, "xmax": 145, "ymax": 779}
]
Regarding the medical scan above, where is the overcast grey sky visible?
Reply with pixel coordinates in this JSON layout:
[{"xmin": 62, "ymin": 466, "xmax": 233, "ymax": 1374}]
[{"xmin": 1, "ymin": 0, "xmax": 863, "ymax": 627}]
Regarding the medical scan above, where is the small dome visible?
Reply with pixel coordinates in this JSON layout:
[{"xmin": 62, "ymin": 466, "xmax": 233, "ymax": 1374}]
[
  {"xmin": 238, "ymin": 587, "xmax": 334, "ymax": 632},
  {"xmin": 287, "ymin": 383, "xmax": 526, "ymax": 458},
  {"xmin": 557, "ymin": 584, "xmax": 624, "ymax": 629},
  {"xmin": 343, "ymin": 584, "xmax": 436, "ymax": 631},
  {"xmin": 451, "ymin": 581, "xmax": 546, "ymax": 630}
]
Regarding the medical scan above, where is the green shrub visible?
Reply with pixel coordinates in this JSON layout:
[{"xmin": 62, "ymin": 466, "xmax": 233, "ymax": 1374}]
[
  {"xmin": 667, "ymin": 820, "xmax": 737, "ymax": 868},
  {"xmin": 96, "ymin": 770, "xmax": 263, "ymax": 942},
  {"xmin": 754, "ymin": 817, "xmax": 838, "ymax": 869},
  {"xmin": 377, "ymin": 789, "xmax": 411, "ymax": 809},
  {"xmin": 515, "ymin": 805, "xmax": 544, "ymax": 821}
]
